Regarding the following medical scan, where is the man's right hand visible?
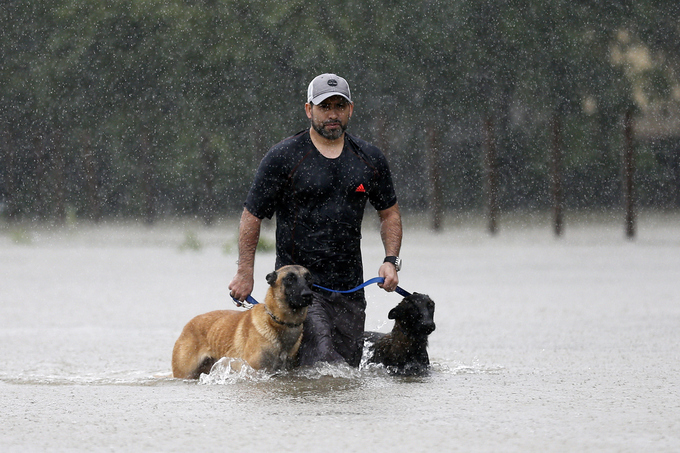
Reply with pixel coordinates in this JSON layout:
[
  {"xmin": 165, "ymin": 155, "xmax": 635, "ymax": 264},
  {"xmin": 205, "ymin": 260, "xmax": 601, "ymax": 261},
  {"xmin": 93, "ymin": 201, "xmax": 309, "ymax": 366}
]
[
  {"xmin": 229, "ymin": 207, "xmax": 262, "ymax": 303},
  {"xmin": 228, "ymin": 271, "xmax": 254, "ymax": 303}
]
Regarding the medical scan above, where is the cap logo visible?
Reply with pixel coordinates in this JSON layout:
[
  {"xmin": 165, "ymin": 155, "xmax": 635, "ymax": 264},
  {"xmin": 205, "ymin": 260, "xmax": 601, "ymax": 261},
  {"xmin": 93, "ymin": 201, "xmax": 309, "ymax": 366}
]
[{"xmin": 327, "ymin": 79, "xmax": 338, "ymax": 87}]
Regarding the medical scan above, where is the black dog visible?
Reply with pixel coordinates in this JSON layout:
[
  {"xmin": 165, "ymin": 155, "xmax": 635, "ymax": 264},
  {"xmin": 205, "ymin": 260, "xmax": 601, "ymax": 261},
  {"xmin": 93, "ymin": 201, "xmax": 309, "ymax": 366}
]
[{"xmin": 364, "ymin": 293, "xmax": 436, "ymax": 375}]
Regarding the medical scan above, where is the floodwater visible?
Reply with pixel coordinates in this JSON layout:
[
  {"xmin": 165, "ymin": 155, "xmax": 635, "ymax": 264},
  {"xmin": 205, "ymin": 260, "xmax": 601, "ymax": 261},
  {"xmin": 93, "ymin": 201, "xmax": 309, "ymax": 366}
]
[{"xmin": 1, "ymin": 212, "xmax": 679, "ymax": 452}]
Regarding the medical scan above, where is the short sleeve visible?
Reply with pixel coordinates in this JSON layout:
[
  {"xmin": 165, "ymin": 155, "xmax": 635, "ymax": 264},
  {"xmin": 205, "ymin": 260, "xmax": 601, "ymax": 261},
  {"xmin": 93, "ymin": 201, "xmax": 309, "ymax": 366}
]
[
  {"xmin": 367, "ymin": 149, "xmax": 398, "ymax": 211},
  {"xmin": 244, "ymin": 150, "xmax": 289, "ymax": 219}
]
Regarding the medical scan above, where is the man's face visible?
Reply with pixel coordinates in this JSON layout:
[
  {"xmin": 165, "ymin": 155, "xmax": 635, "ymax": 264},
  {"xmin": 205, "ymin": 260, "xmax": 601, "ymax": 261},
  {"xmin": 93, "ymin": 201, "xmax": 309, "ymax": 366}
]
[{"xmin": 306, "ymin": 95, "xmax": 353, "ymax": 141}]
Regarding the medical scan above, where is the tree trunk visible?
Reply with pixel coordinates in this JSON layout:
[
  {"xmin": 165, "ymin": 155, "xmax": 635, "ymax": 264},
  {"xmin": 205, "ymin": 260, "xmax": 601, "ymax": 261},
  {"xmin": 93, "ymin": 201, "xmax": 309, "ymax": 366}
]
[
  {"xmin": 551, "ymin": 112, "xmax": 564, "ymax": 237},
  {"xmin": 427, "ymin": 123, "xmax": 443, "ymax": 231},
  {"xmin": 483, "ymin": 116, "xmax": 499, "ymax": 235},
  {"xmin": 140, "ymin": 131, "xmax": 156, "ymax": 224},
  {"xmin": 52, "ymin": 130, "xmax": 66, "ymax": 224},
  {"xmin": 200, "ymin": 133, "xmax": 217, "ymax": 225},
  {"xmin": 82, "ymin": 133, "xmax": 101, "ymax": 222},
  {"xmin": 623, "ymin": 108, "xmax": 636, "ymax": 239},
  {"xmin": 2, "ymin": 129, "xmax": 18, "ymax": 221}
]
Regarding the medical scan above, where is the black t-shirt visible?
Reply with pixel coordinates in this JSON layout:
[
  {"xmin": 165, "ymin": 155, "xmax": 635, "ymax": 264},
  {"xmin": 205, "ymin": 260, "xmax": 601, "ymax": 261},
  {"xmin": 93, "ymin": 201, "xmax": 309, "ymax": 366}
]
[{"xmin": 245, "ymin": 130, "xmax": 397, "ymax": 291}]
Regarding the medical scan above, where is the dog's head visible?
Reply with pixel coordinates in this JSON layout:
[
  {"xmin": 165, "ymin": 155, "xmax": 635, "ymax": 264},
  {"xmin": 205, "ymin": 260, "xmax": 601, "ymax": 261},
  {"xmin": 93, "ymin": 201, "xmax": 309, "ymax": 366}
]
[
  {"xmin": 266, "ymin": 265, "xmax": 314, "ymax": 310},
  {"xmin": 388, "ymin": 292, "xmax": 436, "ymax": 336}
]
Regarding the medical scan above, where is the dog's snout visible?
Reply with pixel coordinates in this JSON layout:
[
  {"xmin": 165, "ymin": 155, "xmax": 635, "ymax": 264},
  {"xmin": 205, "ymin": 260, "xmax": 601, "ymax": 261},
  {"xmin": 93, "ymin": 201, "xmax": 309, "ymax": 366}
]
[
  {"xmin": 286, "ymin": 274, "xmax": 315, "ymax": 308},
  {"xmin": 301, "ymin": 283, "xmax": 313, "ymax": 295},
  {"xmin": 422, "ymin": 322, "xmax": 436, "ymax": 334},
  {"xmin": 300, "ymin": 285, "xmax": 314, "ymax": 305}
]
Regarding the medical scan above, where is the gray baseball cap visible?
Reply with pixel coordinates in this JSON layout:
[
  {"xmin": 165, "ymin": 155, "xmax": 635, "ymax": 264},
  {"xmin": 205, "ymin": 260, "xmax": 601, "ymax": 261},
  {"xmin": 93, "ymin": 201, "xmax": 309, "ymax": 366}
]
[{"xmin": 307, "ymin": 73, "xmax": 353, "ymax": 105}]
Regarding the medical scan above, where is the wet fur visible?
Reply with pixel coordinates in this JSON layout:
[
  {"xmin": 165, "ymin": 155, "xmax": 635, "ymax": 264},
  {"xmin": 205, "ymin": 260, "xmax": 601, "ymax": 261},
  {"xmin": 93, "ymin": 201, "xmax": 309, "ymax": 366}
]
[
  {"xmin": 171, "ymin": 265, "xmax": 313, "ymax": 379},
  {"xmin": 365, "ymin": 293, "xmax": 436, "ymax": 375}
]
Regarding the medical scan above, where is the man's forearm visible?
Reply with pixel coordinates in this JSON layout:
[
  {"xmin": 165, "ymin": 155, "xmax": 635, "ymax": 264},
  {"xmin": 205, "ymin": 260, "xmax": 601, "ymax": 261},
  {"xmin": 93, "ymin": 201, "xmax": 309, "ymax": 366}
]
[
  {"xmin": 379, "ymin": 203, "xmax": 402, "ymax": 256},
  {"xmin": 236, "ymin": 208, "xmax": 262, "ymax": 275}
]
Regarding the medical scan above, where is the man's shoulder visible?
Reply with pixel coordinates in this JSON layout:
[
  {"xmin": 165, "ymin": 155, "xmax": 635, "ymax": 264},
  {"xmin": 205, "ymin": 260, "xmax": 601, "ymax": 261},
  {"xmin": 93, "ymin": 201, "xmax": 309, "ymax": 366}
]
[
  {"xmin": 256, "ymin": 130, "xmax": 312, "ymax": 172},
  {"xmin": 269, "ymin": 130, "xmax": 311, "ymax": 154},
  {"xmin": 346, "ymin": 133, "xmax": 388, "ymax": 166},
  {"xmin": 346, "ymin": 133, "xmax": 381, "ymax": 155}
]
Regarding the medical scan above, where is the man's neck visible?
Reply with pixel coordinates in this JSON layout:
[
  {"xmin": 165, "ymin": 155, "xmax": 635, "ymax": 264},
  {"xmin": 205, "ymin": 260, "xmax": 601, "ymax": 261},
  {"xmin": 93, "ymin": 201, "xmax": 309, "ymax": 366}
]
[{"xmin": 309, "ymin": 128, "xmax": 345, "ymax": 159}]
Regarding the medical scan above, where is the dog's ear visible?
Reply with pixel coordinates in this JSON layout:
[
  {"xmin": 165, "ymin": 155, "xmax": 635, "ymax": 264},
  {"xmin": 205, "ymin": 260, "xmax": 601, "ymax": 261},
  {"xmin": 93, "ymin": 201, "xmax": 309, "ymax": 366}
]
[
  {"xmin": 266, "ymin": 270, "xmax": 278, "ymax": 286},
  {"xmin": 388, "ymin": 304, "xmax": 405, "ymax": 320}
]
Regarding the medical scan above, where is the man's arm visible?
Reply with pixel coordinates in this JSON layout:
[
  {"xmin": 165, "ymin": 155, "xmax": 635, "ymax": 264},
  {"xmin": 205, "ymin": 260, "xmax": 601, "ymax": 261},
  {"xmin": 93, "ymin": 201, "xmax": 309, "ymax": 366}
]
[
  {"xmin": 377, "ymin": 203, "xmax": 402, "ymax": 292},
  {"xmin": 228, "ymin": 207, "xmax": 262, "ymax": 301}
]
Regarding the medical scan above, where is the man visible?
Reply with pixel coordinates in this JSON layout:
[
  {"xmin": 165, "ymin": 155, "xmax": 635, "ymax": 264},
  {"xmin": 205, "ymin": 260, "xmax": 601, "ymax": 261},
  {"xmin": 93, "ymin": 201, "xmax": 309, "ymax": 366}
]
[{"xmin": 229, "ymin": 73, "xmax": 402, "ymax": 367}]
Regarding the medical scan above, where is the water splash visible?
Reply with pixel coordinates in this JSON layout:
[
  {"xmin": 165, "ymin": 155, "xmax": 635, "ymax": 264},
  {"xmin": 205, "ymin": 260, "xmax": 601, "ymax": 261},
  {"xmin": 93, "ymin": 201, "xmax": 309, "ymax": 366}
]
[
  {"xmin": 197, "ymin": 357, "xmax": 366, "ymax": 386},
  {"xmin": 431, "ymin": 359, "xmax": 505, "ymax": 375},
  {"xmin": 289, "ymin": 361, "xmax": 363, "ymax": 380},
  {"xmin": 0, "ymin": 355, "xmax": 503, "ymax": 387},
  {"xmin": 198, "ymin": 357, "xmax": 275, "ymax": 385},
  {"xmin": 359, "ymin": 337, "xmax": 505, "ymax": 376}
]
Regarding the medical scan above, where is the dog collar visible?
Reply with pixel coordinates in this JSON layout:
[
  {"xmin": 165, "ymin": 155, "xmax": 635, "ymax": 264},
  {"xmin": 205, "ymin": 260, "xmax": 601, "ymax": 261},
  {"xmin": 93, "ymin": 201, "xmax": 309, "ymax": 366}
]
[{"xmin": 264, "ymin": 306, "xmax": 304, "ymax": 328}]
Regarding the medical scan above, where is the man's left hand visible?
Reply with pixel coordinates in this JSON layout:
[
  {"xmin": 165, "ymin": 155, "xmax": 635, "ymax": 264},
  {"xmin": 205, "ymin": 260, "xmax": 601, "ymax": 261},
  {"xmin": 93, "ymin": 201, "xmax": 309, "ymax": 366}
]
[{"xmin": 378, "ymin": 261, "xmax": 399, "ymax": 292}]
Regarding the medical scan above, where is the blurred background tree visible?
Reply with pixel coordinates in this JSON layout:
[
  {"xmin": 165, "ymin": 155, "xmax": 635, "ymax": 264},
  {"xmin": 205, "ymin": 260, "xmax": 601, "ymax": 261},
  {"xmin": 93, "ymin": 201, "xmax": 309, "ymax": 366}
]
[{"xmin": 2, "ymin": 0, "xmax": 679, "ymax": 225}]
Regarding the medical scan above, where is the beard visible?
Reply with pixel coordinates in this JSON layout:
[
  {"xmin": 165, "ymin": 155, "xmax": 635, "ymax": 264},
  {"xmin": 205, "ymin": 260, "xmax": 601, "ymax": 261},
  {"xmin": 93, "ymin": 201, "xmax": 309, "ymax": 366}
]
[{"xmin": 311, "ymin": 115, "xmax": 348, "ymax": 141}]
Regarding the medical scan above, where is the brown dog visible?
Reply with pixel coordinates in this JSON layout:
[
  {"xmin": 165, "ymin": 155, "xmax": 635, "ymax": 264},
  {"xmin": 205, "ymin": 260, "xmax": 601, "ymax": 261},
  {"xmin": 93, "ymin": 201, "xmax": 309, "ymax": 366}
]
[{"xmin": 172, "ymin": 265, "xmax": 314, "ymax": 379}]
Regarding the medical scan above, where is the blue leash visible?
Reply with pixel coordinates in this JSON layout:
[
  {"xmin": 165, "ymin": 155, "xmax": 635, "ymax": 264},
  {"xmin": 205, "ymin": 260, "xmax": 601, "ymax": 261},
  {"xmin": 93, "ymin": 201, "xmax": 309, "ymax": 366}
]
[
  {"xmin": 313, "ymin": 277, "xmax": 412, "ymax": 298},
  {"xmin": 231, "ymin": 294, "xmax": 260, "ymax": 309},
  {"xmin": 232, "ymin": 277, "xmax": 411, "ymax": 309}
]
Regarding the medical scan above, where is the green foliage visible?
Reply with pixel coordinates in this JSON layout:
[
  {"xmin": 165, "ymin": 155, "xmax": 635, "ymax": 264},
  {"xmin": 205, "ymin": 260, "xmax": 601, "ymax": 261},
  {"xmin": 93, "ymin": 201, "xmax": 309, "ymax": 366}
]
[
  {"xmin": 256, "ymin": 236, "xmax": 275, "ymax": 252},
  {"xmin": 221, "ymin": 234, "xmax": 273, "ymax": 255},
  {"xmin": 6, "ymin": 227, "xmax": 33, "ymax": 245},
  {"xmin": 179, "ymin": 230, "xmax": 202, "ymax": 251}
]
